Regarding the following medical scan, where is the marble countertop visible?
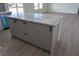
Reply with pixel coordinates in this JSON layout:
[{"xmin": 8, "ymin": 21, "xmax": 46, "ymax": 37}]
[{"xmin": 7, "ymin": 13, "xmax": 62, "ymax": 26}]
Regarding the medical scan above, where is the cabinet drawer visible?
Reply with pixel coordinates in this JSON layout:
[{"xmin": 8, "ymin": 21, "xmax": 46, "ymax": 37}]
[
  {"xmin": 9, "ymin": 19, "xmax": 27, "ymax": 36},
  {"xmin": 23, "ymin": 22, "xmax": 52, "ymax": 51}
]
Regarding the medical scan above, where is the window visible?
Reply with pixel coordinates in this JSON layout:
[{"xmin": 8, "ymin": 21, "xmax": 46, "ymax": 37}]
[
  {"xmin": 8, "ymin": 3, "xmax": 23, "ymax": 15},
  {"xmin": 34, "ymin": 3, "xmax": 43, "ymax": 10}
]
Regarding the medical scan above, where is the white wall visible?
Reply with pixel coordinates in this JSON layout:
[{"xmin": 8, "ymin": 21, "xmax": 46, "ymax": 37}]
[{"xmin": 48, "ymin": 3, "xmax": 79, "ymax": 14}]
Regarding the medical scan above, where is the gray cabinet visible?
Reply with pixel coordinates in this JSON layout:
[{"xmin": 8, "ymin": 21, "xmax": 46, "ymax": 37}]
[
  {"xmin": 9, "ymin": 19, "xmax": 28, "ymax": 40},
  {"xmin": 9, "ymin": 19, "xmax": 53, "ymax": 51},
  {"xmin": 22, "ymin": 21, "xmax": 52, "ymax": 51}
]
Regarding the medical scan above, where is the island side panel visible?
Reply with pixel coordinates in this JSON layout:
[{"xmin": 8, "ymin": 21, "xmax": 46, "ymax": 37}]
[{"xmin": 50, "ymin": 23, "xmax": 60, "ymax": 55}]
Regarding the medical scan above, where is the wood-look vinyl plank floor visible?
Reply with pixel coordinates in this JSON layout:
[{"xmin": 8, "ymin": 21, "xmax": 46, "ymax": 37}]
[{"xmin": 2, "ymin": 38, "xmax": 49, "ymax": 56}]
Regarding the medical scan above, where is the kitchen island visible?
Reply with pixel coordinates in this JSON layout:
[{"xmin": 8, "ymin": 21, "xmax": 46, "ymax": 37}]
[{"xmin": 7, "ymin": 13, "xmax": 61, "ymax": 55}]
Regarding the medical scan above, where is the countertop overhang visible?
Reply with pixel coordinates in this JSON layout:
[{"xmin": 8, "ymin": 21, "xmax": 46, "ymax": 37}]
[{"xmin": 7, "ymin": 13, "xmax": 62, "ymax": 26}]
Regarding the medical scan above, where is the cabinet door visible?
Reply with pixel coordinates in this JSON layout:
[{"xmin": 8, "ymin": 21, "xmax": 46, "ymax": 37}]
[
  {"xmin": 23, "ymin": 22, "xmax": 52, "ymax": 51},
  {"xmin": 9, "ymin": 19, "xmax": 29, "ymax": 40},
  {"xmin": 12, "ymin": 20, "xmax": 29, "ymax": 40}
]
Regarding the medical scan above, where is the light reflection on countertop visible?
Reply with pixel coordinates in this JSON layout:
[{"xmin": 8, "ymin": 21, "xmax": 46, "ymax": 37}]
[{"xmin": 7, "ymin": 12, "xmax": 63, "ymax": 26}]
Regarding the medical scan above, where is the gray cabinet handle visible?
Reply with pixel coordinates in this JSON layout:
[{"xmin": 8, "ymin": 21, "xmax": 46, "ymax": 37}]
[
  {"xmin": 13, "ymin": 19, "xmax": 16, "ymax": 23},
  {"xmin": 24, "ymin": 33, "xmax": 28, "ymax": 36},
  {"xmin": 23, "ymin": 21, "xmax": 27, "ymax": 24},
  {"xmin": 50, "ymin": 26, "xmax": 52, "ymax": 32},
  {"xmin": 14, "ymin": 20, "xmax": 16, "ymax": 23}
]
